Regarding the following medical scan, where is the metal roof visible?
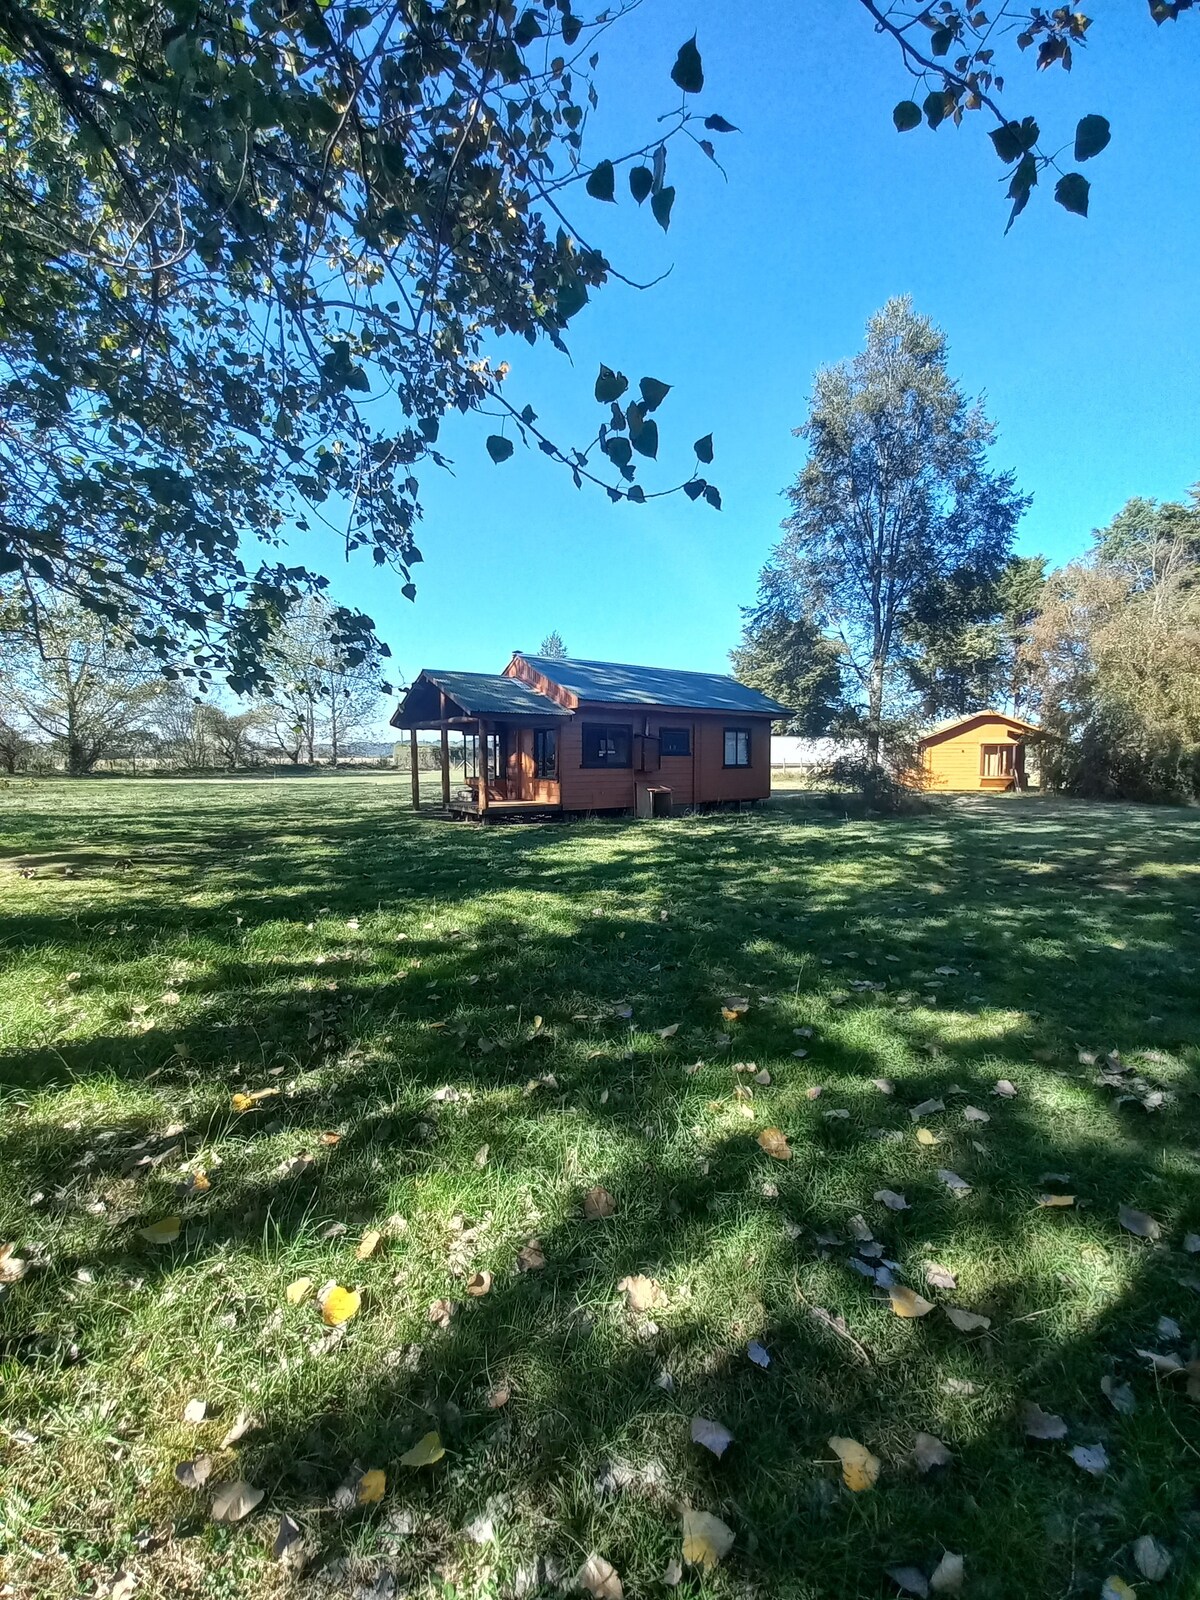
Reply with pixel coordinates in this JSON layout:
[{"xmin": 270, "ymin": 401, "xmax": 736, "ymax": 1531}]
[
  {"xmin": 519, "ymin": 655, "xmax": 790, "ymax": 715},
  {"xmin": 918, "ymin": 710, "xmax": 1040, "ymax": 744},
  {"xmin": 417, "ymin": 670, "xmax": 569, "ymax": 718}
]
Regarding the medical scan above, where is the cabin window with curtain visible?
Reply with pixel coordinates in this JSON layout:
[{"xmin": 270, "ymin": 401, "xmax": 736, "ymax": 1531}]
[
  {"xmin": 980, "ymin": 743, "xmax": 1015, "ymax": 778},
  {"xmin": 581, "ymin": 723, "xmax": 632, "ymax": 768},
  {"xmin": 533, "ymin": 728, "xmax": 558, "ymax": 779},
  {"xmin": 659, "ymin": 727, "xmax": 691, "ymax": 756},
  {"xmin": 723, "ymin": 727, "xmax": 751, "ymax": 768}
]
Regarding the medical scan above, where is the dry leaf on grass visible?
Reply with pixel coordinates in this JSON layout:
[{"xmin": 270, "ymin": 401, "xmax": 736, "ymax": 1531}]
[
  {"xmin": 0, "ymin": 1244, "xmax": 28, "ymax": 1283},
  {"xmin": 873, "ymin": 1077, "xmax": 895, "ymax": 1094},
  {"xmin": 273, "ymin": 1512, "xmax": 303, "ymax": 1563},
  {"xmin": 690, "ymin": 1415, "xmax": 734, "ymax": 1458},
  {"xmin": 747, "ymin": 1340, "xmax": 771, "ymax": 1368},
  {"xmin": 399, "ymin": 1431, "xmax": 444, "ymax": 1468},
  {"xmin": 930, "ymin": 1551, "xmax": 964, "ymax": 1595},
  {"xmin": 1183, "ymin": 1233, "xmax": 1200, "ymax": 1254},
  {"xmin": 656, "ymin": 1023, "xmax": 680, "ymax": 1040},
  {"xmin": 286, "ymin": 1277, "xmax": 314, "ymax": 1305},
  {"xmin": 466, "ymin": 1271, "xmax": 492, "ymax": 1298},
  {"xmin": 175, "ymin": 1454, "xmax": 212, "ymax": 1490},
  {"xmin": 909, "ymin": 1098, "xmax": 945, "ymax": 1121},
  {"xmin": 875, "ymin": 1189, "xmax": 909, "ymax": 1211},
  {"xmin": 220, "ymin": 1411, "xmax": 255, "ymax": 1448},
  {"xmin": 962, "ymin": 1106, "xmax": 990, "ymax": 1124},
  {"xmin": 887, "ymin": 1566, "xmax": 929, "ymax": 1598},
  {"xmin": 829, "ymin": 1435, "xmax": 880, "ymax": 1491},
  {"xmin": 1101, "ymin": 1580, "xmax": 1137, "ymax": 1600},
  {"xmin": 182, "ymin": 1397, "xmax": 207, "ymax": 1425},
  {"xmin": 1118, "ymin": 1205, "xmax": 1161, "ymax": 1241},
  {"xmin": 617, "ymin": 1273, "xmax": 666, "ymax": 1311},
  {"xmin": 722, "ymin": 996, "xmax": 750, "ymax": 1017},
  {"xmin": 681, "ymin": 1508, "xmax": 735, "ymax": 1569},
  {"xmin": 356, "ymin": 1230, "xmax": 382, "ymax": 1261},
  {"xmin": 473, "ymin": 1144, "xmax": 489, "ymax": 1168},
  {"xmin": 889, "ymin": 1285, "xmax": 935, "ymax": 1319},
  {"xmin": 276, "ymin": 1151, "xmax": 315, "ymax": 1179},
  {"xmin": 992, "ymin": 1079, "xmax": 1018, "ymax": 1098},
  {"xmin": 574, "ymin": 1553, "xmax": 623, "ymax": 1599},
  {"xmin": 356, "ymin": 1468, "xmax": 386, "ymax": 1504},
  {"xmin": 663, "ymin": 1557, "xmax": 683, "ymax": 1587},
  {"xmin": 1132, "ymin": 1535, "xmax": 1171, "ymax": 1581},
  {"xmin": 1101, "ymin": 1376, "xmax": 1136, "ymax": 1415},
  {"xmin": 916, "ymin": 1128, "xmax": 939, "ymax": 1146},
  {"xmin": 103, "ymin": 1571, "xmax": 137, "ymax": 1600},
  {"xmin": 486, "ymin": 1382, "xmax": 510, "ymax": 1409},
  {"xmin": 231, "ymin": 1087, "xmax": 278, "ymax": 1111},
  {"xmin": 1070, "ymin": 1442, "xmax": 1109, "ymax": 1475},
  {"xmin": 319, "ymin": 1285, "xmax": 360, "ymax": 1326},
  {"xmin": 924, "ymin": 1262, "xmax": 957, "ymax": 1290},
  {"xmin": 1021, "ymin": 1401, "xmax": 1068, "ymax": 1440},
  {"xmin": 913, "ymin": 1433, "xmax": 953, "ymax": 1473},
  {"xmin": 428, "ymin": 1298, "xmax": 455, "ymax": 1328},
  {"xmin": 1037, "ymin": 1194, "xmax": 1076, "ymax": 1208},
  {"xmin": 937, "ymin": 1169, "xmax": 971, "ymax": 1197},
  {"xmin": 210, "ymin": 1479, "xmax": 264, "ymax": 1523},
  {"xmin": 944, "ymin": 1307, "xmax": 991, "ymax": 1333},
  {"xmin": 756, "ymin": 1127, "xmax": 792, "ymax": 1161},
  {"xmin": 137, "ymin": 1217, "xmax": 180, "ymax": 1245},
  {"xmin": 517, "ymin": 1240, "xmax": 546, "ymax": 1272},
  {"xmin": 583, "ymin": 1186, "xmax": 617, "ymax": 1220}
]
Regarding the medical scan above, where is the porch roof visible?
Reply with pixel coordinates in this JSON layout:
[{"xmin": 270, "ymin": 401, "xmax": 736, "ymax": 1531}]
[{"xmin": 390, "ymin": 669, "xmax": 571, "ymax": 729}]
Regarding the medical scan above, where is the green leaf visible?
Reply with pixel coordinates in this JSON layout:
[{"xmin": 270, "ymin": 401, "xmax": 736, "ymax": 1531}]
[
  {"xmin": 923, "ymin": 91, "xmax": 946, "ymax": 130},
  {"xmin": 1074, "ymin": 114, "xmax": 1111, "ymax": 162},
  {"xmin": 603, "ymin": 436, "xmax": 632, "ymax": 469},
  {"xmin": 703, "ymin": 485, "xmax": 722, "ymax": 510},
  {"xmin": 562, "ymin": 13, "xmax": 582, "ymax": 45},
  {"xmin": 556, "ymin": 279, "xmax": 588, "ymax": 322},
  {"xmin": 704, "ymin": 114, "xmax": 738, "ymax": 133},
  {"xmin": 683, "ymin": 478, "xmax": 706, "ymax": 500},
  {"xmin": 989, "ymin": 121, "xmax": 1025, "ymax": 164},
  {"xmin": 629, "ymin": 166, "xmax": 653, "ymax": 204},
  {"xmin": 486, "ymin": 435, "xmax": 514, "ymax": 463},
  {"xmin": 594, "ymin": 365, "xmax": 628, "ymax": 403},
  {"xmin": 693, "ymin": 433, "xmax": 713, "ymax": 464},
  {"xmin": 626, "ymin": 485, "xmax": 646, "ymax": 504},
  {"xmin": 930, "ymin": 25, "xmax": 954, "ymax": 55},
  {"xmin": 639, "ymin": 377, "xmax": 671, "ymax": 412},
  {"xmin": 892, "ymin": 100, "xmax": 922, "ymax": 133},
  {"xmin": 1054, "ymin": 171, "xmax": 1090, "ymax": 217},
  {"xmin": 631, "ymin": 419, "xmax": 658, "ymax": 459},
  {"xmin": 650, "ymin": 185, "xmax": 675, "ymax": 231},
  {"xmin": 625, "ymin": 400, "xmax": 645, "ymax": 437},
  {"xmin": 670, "ymin": 35, "xmax": 703, "ymax": 94},
  {"xmin": 585, "ymin": 160, "xmax": 615, "ymax": 202}
]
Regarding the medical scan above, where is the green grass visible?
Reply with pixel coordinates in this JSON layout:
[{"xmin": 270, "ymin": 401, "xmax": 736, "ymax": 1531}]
[{"xmin": 1, "ymin": 775, "xmax": 1198, "ymax": 1600}]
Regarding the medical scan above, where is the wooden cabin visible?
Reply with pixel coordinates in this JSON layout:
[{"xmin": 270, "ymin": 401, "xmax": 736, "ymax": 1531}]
[
  {"xmin": 390, "ymin": 653, "xmax": 789, "ymax": 819},
  {"xmin": 917, "ymin": 711, "xmax": 1039, "ymax": 792}
]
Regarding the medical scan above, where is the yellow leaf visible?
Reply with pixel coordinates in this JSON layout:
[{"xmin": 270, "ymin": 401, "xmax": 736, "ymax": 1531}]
[
  {"xmin": 466, "ymin": 1270, "xmax": 492, "ymax": 1297},
  {"xmin": 617, "ymin": 1273, "xmax": 667, "ymax": 1311},
  {"xmin": 916, "ymin": 1127, "xmax": 939, "ymax": 1146},
  {"xmin": 1037, "ymin": 1193, "xmax": 1076, "ymax": 1208},
  {"xmin": 681, "ymin": 1508, "xmax": 735, "ymax": 1569},
  {"xmin": 574, "ymin": 1553, "xmax": 623, "ymax": 1599},
  {"xmin": 889, "ymin": 1284, "xmax": 935, "ymax": 1318},
  {"xmin": 1101, "ymin": 1581, "xmax": 1137, "ymax": 1600},
  {"xmin": 583, "ymin": 1185, "xmax": 617, "ymax": 1220},
  {"xmin": 231, "ymin": 1093, "xmax": 255, "ymax": 1112},
  {"xmin": 356, "ymin": 1469, "xmax": 386, "ymax": 1505},
  {"xmin": 399, "ymin": 1430, "xmax": 444, "ymax": 1468},
  {"xmin": 756, "ymin": 1127, "xmax": 792, "ymax": 1161},
  {"xmin": 320, "ymin": 1285, "xmax": 360, "ymax": 1326},
  {"xmin": 356, "ymin": 1230, "xmax": 382, "ymax": 1261},
  {"xmin": 829, "ymin": 1435, "xmax": 881, "ymax": 1492},
  {"xmin": 286, "ymin": 1277, "xmax": 313, "ymax": 1305},
  {"xmin": 138, "ymin": 1216, "xmax": 181, "ymax": 1245}
]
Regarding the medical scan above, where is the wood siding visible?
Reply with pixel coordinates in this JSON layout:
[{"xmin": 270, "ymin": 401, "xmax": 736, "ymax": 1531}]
[
  {"xmin": 920, "ymin": 714, "xmax": 1032, "ymax": 792},
  {"xmin": 555, "ymin": 706, "xmax": 772, "ymax": 811}
]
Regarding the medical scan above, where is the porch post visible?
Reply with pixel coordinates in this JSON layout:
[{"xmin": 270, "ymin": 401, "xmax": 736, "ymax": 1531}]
[
  {"xmin": 409, "ymin": 726, "xmax": 421, "ymax": 811},
  {"xmin": 477, "ymin": 718, "xmax": 490, "ymax": 818},
  {"xmin": 439, "ymin": 691, "xmax": 451, "ymax": 808}
]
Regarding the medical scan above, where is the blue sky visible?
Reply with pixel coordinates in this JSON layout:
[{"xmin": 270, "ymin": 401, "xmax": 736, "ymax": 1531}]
[{"xmin": 320, "ymin": 1, "xmax": 1200, "ymax": 699}]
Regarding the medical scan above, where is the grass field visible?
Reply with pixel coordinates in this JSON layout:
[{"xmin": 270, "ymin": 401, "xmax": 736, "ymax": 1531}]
[{"xmin": 1, "ymin": 776, "xmax": 1198, "ymax": 1600}]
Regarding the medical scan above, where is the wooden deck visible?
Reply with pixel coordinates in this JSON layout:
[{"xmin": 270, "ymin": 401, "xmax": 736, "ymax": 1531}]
[{"xmin": 445, "ymin": 796, "xmax": 563, "ymax": 822}]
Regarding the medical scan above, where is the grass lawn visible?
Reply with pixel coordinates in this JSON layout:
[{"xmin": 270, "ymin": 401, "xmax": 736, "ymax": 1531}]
[{"xmin": 1, "ymin": 776, "xmax": 1198, "ymax": 1600}]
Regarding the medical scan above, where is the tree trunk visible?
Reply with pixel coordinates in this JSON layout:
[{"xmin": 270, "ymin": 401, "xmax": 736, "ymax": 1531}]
[
  {"xmin": 865, "ymin": 656, "xmax": 885, "ymax": 762},
  {"xmin": 67, "ymin": 736, "xmax": 90, "ymax": 776}
]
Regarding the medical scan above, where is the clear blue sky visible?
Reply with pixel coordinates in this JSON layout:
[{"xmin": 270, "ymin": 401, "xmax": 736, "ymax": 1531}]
[{"xmin": 319, "ymin": 1, "xmax": 1200, "ymax": 694}]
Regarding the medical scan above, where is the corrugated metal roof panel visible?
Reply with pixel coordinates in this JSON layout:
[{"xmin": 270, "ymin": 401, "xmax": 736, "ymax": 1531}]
[
  {"xmin": 519, "ymin": 655, "xmax": 789, "ymax": 715},
  {"xmin": 422, "ymin": 670, "xmax": 570, "ymax": 718}
]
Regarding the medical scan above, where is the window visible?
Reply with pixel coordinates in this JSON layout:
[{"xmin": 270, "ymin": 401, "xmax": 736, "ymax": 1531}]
[
  {"xmin": 659, "ymin": 727, "xmax": 691, "ymax": 757},
  {"xmin": 723, "ymin": 727, "xmax": 751, "ymax": 768},
  {"xmin": 581, "ymin": 723, "xmax": 632, "ymax": 768},
  {"xmin": 533, "ymin": 728, "xmax": 558, "ymax": 779},
  {"xmin": 981, "ymin": 743, "xmax": 1015, "ymax": 778}
]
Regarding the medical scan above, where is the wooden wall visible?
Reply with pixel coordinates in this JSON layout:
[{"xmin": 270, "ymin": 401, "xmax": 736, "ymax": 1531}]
[
  {"xmin": 920, "ymin": 715, "xmax": 1029, "ymax": 791},
  {"xmin": 555, "ymin": 706, "xmax": 773, "ymax": 811}
]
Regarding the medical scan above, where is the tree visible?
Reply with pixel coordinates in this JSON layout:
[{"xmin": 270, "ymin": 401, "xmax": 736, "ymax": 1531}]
[
  {"xmin": 766, "ymin": 298, "xmax": 1028, "ymax": 759},
  {"xmin": 730, "ymin": 568, "xmax": 844, "ymax": 735},
  {"xmin": 265, "ymin": 597, "xmax": 386, "ymax": 765},
  {"xmin": 0, "ymin": 592, "xmax": 167, "ymax": 773},
  {"xmin": 0, "ymin": 717, "xmax": 32, "ymax": 773},
  {"xmin": 538, "ymin": 631, "xmax": 568, "ymax": 660},
  {"xmin": 0, "ymin": 2, "xmax": 732, "ymax": 688},
  {"xmin": 155, "ymin": 689, "xmax": 268, "ymax": 768}
]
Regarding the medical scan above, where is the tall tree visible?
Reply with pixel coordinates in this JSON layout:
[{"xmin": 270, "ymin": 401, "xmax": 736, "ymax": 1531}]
[
  {"xmin": 0, "ymin": 592, "xmax": 167, "ymax": 773},
  {"xmin": 538, "ymin": 631, "xmax": 568, "ymax": 660},
  {"xmin": 730, "ymin": 568, "xmax": 844, "ymax": 736},
  {"xmin": 768, "ymin": 298, "xmax": 1028, "ymax": 758},
  {"xmin": 265, "ymin": 597, "xmax": 386, "ymax": 765}
]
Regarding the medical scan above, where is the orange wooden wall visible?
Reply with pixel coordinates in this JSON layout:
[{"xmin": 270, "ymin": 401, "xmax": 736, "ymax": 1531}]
[
  {"xmin": 920, "ymin": 715, "xmax": 1030, "ymax": 791},
  {"xmin": 555, "ymin": 707, "xmax": 772, "ymax": 811}
]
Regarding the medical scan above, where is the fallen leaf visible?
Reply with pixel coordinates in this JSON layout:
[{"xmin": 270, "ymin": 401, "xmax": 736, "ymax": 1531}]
[
  {"xmin": 286, "ymin": 1277, "xmax": 314, "ymax": 1305},
  {"xmin": 937, "ymin": 1169, "xmax": 971, "ymax": 1197},
  {"xmin": 930, "ymin": 1551, "xmax": 964, "ymax": 1595},
  {"xmin": 1132, "ymin": 1534, "xmax": 1171, "ymax": 1581},
  {"xmin": 104, "ymin": 1570, "xmax": 138, "ymax": 1600},
  {"xmin": 319, "ymin": 1285, "xmax": 360, "ymax": 1326},
  {"xmin": 889, "ymin": 1285, "xmax": 935, "ymax": 1319},
  {"xmin": 1101, "ymin": 1375, "xmax": 1136, "ymax": 1415},
  {"xmin": 399, "ymin": 1431, "xmax": 444, "ymax": 1468},
  {"xmin": 276, "ymin": 1151, "xmax": 315, "ymax": 1179},
  {"xmin": 753, "ymin": 1068, "xmax": 772, "ymax": 1086},
  {"xmin": 356, "ymin": 1230, "xmax": 382, "ymax": 1261},
  {"xmin": 273, "ymin": 1511, "xmax": 303, "ymax": 1562},
  {"xmin": 681, "ymin": 1508, "xmax": 735, "ymax": 1569},
  {"xmin": 318, "ymin": 1131, "xmax": 341, "ymax": 1146},
  {"xmin": 944, "ymin": 1306, "xmax": 991, "ymax": 1333},
  {"xmin": 873, "ymin": 1077, "xmax": 895, "ymax": 1094},
  {"xmin": 231, "ymin": 1087, "xmax": 278, "ymax": 1111},
  {"xmin": 138, "ymin": 1217, "xmax": 181, "ymax": 1245},
  {"xmin": 1022, "ymin": 1401, "xmax": 1068, "ymax": 1440},
  {"xmin": 916, "ymin": 1128, "xmax": 939, "ymax": 1146},
  {"xmin": 829, "ymin": 1434, "xmax": 881, "ymax": 1491},
  {"xmin": 1183, "ymin": 1233, "xmax": 1200, "ymax": 1254},
  {"xmin": 1135, "ymin": 1348, "xmax": 1184, "ymax": 1375},
  {"xmin": 962, "ymin": 1106, "xmax": 990, "ymax": 1124},
  {"xmin": 0, "ymin": 1244, "xmax": 28, "ymax": 1283},
  {"xmin": 756, "ymin": 1127, "xmax": 792, "ymax": 1160},
  {"xmin": 219, "ymin": 1411, "xmax": 255, "ymax": 1448},
  {"xmin": 486, "ymin": 1382, "xmax": 510, "ymax": 1409},
  {"xmin": 910, "ymin": 1098, "xmax": 945, "ymax": 1121},
  {"xmin": 913, "ymin": 1432, "xmax": 953, "ymax": 1473},
  {"xmin": 1157, "ymin": 1315, "xmax": 1181, "ymax": 1341},
  {"xmin": 428, "ymin": 1297, "xmax": 455, "ymax": 1329},
  {"xmin": 690, "ymin": 1415, "xmax": 734, "ymax": 1458},
  {"xmin": 887, "ymin": 1566, "xmax": 929, "ymax": 1598},
  {"xmin": 466, "ymin": 1270, "xmax": 492, "ymax": 1297},
  {"xmin": 574, "ymin": 1552, "xmax": 623, "ymax": 1599},
  {"xmin": 583, "ymin": 1186, "xmax": 617, "ymax": 1220},
  {"xmin": 473, "ymin": 1144, "xmax": 489, "ymax": 1168},
  {"xmin": 663, "ymin": 1557, "xmax": 683, "ymax": 1587},
  {"xmin": 1070, "ymin": 1441, "xmax": 1109, "ymax": 1475},
  {"xmin": 656, "ymin": 1023, "xmax": 680, "ymax": 1039},
  {"xmin": 1037, "ymin": 1194, "xmax": 1076, "ymax": 1208},
  {"xmin": 805, "ymin": 1084, "xmax": 823, "ymax": 1099},
  {"xmin": 924, "ymin": 1261, "xmax": 957, "ymax": 1290},
  {"xmin": 1101, "ymin": 1579, "xmax": 1138, "ymax": 1600},
  {"xmin": 722, "ymin": 996, "xmax": 750, "ymax": 1016},
  {"xmin": 183, "ymin": 1398, "xmax": 207, "ymax": 1425},
  {"xmin": 875, "ymin": 1189, "xmax": 909, "ymax": 1211},
  {"xmin": 175, "ymin": 1453, "xmax": 212, "ymax": 1490},
  {"xmin": 617, "ymin": 1274, "xmax": 666, "ymax": 1311},
  {"xmin": 517, "ymin": 1239, "xmax": 546, "ymax": 1272},
  {"xmin": 992, "ymin": 1079, "xmax": 1018, "ymax": 1098},
  {"xmin": 1118, "ymin": 1205, "xmax": 1161, "ymax": 1241},
  {"xmin": 211, "ymin": 1479, "xmax": 265, "ymax": 1523},
  {"xmin": 747, "ymin": 1340, "xmax": 771, "ymax": 1368},
  {"xmin": 356, "ymin": 1468, "xmax": 386, "ymax": 1504}
]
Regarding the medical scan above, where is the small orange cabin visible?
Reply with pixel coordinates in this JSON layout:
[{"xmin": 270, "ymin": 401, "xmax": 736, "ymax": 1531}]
[
  {"xmin": 390, "ymin": 653, "xmax": 789, "ymax": 819},
  {"xmin": 917, "ymin": 711, "xmax": 1039, "ymax": 792}
]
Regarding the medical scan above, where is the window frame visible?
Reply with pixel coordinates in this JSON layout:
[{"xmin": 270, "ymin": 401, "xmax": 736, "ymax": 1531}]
[
  {"xmin": 580, "ymin": 722, "xmax": 633, "ymax": 770},
  {"xmin": 980, "ymin": 741, "xmax": 1015, "ymax": 779},
  {"xmin": 533, "ymin": 727, "xmax": 558, "ymax": 780},
  {"xmin": 723, "ymin": 726, "xmax": 752, "ymax": 768},
  {"xmin": 659, "ymin": 726, "xmax": 691, "ymax": 757}
]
